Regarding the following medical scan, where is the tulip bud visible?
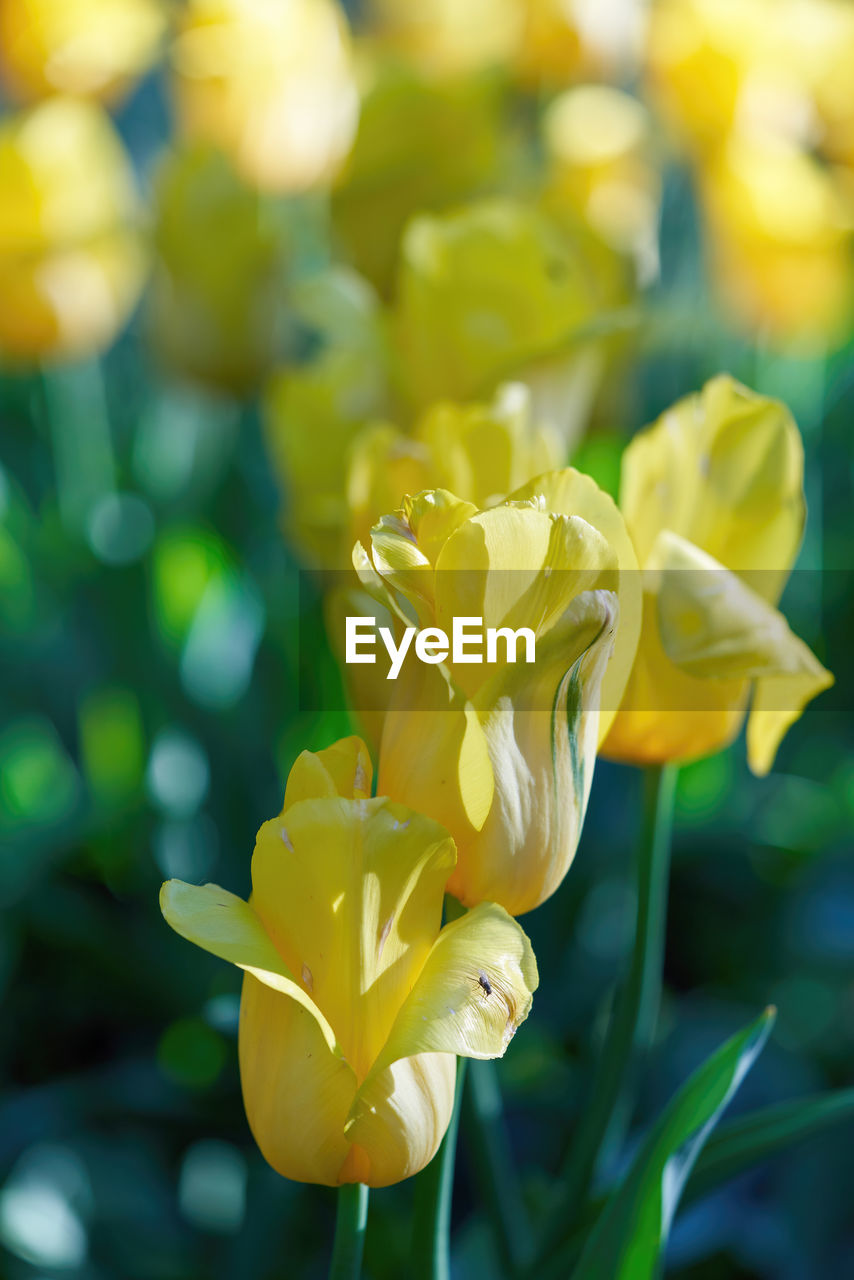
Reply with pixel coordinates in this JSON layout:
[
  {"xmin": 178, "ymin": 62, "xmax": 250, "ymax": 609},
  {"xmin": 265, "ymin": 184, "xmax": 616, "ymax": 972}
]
[
  {"xmin": 355, "ymin": 473, "xmax": 641, "ymax": 915},
  {"xmin": 161, "ymin": 736, "xmax": 538, "ymax": 1186},
  {"xmin": 347, "ymin": 383, "xmax": 562, "ymax": 554},
  {"xmin": 393, "ymin": 199, "xmax": 618, "ymax": 433},
  {"xmin": 603, "ymin": 375, "xmax": 834, "ymax": 773}
]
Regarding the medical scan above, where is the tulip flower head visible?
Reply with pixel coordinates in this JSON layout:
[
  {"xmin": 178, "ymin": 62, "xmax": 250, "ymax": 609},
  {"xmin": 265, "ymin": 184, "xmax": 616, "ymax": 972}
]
[
  {"xmin": 172, "ymin": 0, "xmax": 359, "ymax": 194},
  {"xmin": 331, "ymin": 62, "xmax": 503, "ymax": 298},
  {"xmin": 263, "ymin": 267, "xmax": 390, "ymax": 566},
  {"xmin": 393, "ymin": 199, "xmax": 620, "ymax": 430},
  {"xmin": 700, "ymin": 135, "xmax": 853, "ymax": 346},
  {"xmin": 366, "ymin": 0, "xmax": 523, "ymax": 76},
  {"xmin": 0, "ymin": 0, "xmax": 167, "ymax": 104},
  {"xmin": 354, "ymin": 473, "xmax": 641, "ymax": 915},
  {"xmin": 347, "ymin": 383, "xmax": 562, "ymax": 555},
  {"xmin": 150, "ymin": 142, "xmax": 287, "ymax": 391},
  {"xmin": 0, "ymin": 97, "xmax": 146, "ymax": 362},
  {"xmin": 541, "ymin": 84, "xmax": 661, "ymax": 276},
  {"xmin": 160, "ymin": 737, "xmax": 538, "ymax": 1186},
  {"xmin": 602, "ymin": 376, "xmax": 833, "ymax": 773}
]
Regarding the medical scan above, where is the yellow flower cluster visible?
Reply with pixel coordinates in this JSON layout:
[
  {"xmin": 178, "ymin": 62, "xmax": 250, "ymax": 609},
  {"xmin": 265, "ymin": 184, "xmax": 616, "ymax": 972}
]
[
  {"xmin": 2, "ymin": 0, "xmax": 834, "ymax": 1195},
  {"xmin": 647, "ymin": 0, "xmax": 854, "ymax": 345},
  {"xmin": 164, "ymin": 371, "xmax": 831, "ymax": 1183}
]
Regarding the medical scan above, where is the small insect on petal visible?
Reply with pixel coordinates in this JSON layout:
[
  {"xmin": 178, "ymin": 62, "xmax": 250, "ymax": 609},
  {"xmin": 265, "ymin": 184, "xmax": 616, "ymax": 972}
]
[{"xmin": 478, "ymin": 970, "xmax": 492, "ymax": 996}]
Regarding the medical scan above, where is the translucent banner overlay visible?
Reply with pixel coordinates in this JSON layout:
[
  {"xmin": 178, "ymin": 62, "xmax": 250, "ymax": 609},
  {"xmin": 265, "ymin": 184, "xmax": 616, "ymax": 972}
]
[{"xmin": 297, "ymin": 569, "xmax": 846, "ymax": 715}]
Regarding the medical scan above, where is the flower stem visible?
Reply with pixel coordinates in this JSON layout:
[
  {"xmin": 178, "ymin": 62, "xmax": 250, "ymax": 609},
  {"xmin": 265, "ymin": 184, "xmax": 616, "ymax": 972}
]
[
  {"xmin": 464, "ymin": 1058, "xmax": 534, "ymax": 1276},
  {"xmin": 534, "ymin": 763, "xmax": 678, "ymax": 1263},
  {"xmin": 328, "ymin": 1183, "xmax": 368, "ymax": 1280},
  {"xmin": 411, "ymin": 1056, "xmax": 467, "ymax": 1280}
]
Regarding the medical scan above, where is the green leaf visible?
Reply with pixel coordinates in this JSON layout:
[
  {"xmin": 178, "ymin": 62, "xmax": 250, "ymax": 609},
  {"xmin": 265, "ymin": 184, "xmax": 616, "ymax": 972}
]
[
  {"xmin": 686, "ymin": 1087, "xmax": 854, "ymax": 1205},
  {"xmin": 570, "ymin": 1007, "xmax": 776, "ymax": 1280}
]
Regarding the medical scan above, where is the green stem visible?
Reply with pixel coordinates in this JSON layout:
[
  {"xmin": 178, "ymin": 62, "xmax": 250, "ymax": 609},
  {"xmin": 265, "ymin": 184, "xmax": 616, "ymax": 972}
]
[
  {"xmin": 329, "ymin": 1183, "xmax": 369, "ymax": 1280},
  {"xmin": 464, "ymin": 1059, "xmax": 534, "ymax": 1277},
  {"xmin": 535, "ymin": 764, "xmax": 678, "ymax": 1264},
  {"xmin": 411, "ymin": 1057, "xmax": 467, "ymax": 1280}
]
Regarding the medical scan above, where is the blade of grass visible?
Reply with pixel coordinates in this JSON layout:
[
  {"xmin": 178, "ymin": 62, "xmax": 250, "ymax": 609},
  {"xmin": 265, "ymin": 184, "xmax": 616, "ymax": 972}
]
[
  {"xmin": 411, "ymin": 1056, "xmax": 467, "ymax": 1280},
  {"xmin": 536, "ymin": 764, "xmax": 677, "ymax": 1262},
  {"xmin": 685, "ymin": 1087, "xmax": 854, "ymax": 1205},
  {"xmin": 463, "ymin": 1058, "xmax": 534, "ymax": 1276},
  {"xmin": 570, "ymin": 1007, "xmax": 776, "ymax": 1280}
]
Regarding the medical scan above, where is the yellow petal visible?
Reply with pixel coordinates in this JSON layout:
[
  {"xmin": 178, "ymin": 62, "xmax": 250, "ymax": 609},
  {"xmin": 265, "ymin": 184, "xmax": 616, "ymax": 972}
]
[
  {"xmin": 509, "ymin": 467, "xmax": 641, "ymax": 738},
  {"xmin": 400, "ymin": 489, "xmax": 481, "ymax": 570},
  {"xmin": 747, "ymin": 658, "xmax": 834, "ymax": 776},
  {"xmin": 344, "ymin": 1052, "xmax": 457, "ymax": 1188},
  {"xmin": 284, "ymin": 737, "xmax": 373, "ymax": 808},
  {"xmin": 377, "ymin": 663, "xmax": 495, "ymax": 839},
  {"xmin": 159, "ymin": 879, "xmax": 340, "ymax": 1054},
  {"xmin": 251, "ymin": 796, "xmax": 456, "ymax": 1080},
  {"xmin": 652, "ymin": 530, "xmax": 825, "ymax": 680},
  {"xmin": 601, "ymin": 589, "xmax": 749, "ymax": 768},
  {"xmin": 620, "ymin": 375, "xmax": 805, "ymax": 600},
  {"xmin": 432, "ymin": 503, "xmax": 554, "ymax": 649},
  {"xmin": 369, "ymin": 510, "xmax": 435, "ymax": 609},
  {"xmin": 372, "ymin": 902, "xmax": 538, "ymax": 1072},
  {"xmin": 451, "ymin": 589, "xmax": 618, "ymax": 914},
  {"xmin": 238, "ymin": 972, "xmax": 357, "ymax": 1186}
]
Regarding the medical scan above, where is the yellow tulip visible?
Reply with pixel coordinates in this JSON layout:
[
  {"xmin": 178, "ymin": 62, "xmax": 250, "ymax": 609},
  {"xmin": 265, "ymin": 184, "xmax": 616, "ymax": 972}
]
[
  {"xmin": 699, "ymin": 134, "xmax": 853, "ymax": 346},
  {"xmin": 393, "ymin": 198, "xmax": 620, "ymax": 424},
  {"xmin": 331, "ymin": 60, "xmax": 503, "ymax": 298},
  {"xmin": 149, "ymin": 142, "xmax": 286, "ymax": 391},
  {"xmin": 365, "ymin": 0, "xmax": 523, "ymax": 76},
  {"xmin": 347, "ymin": 383, "xmax": 562, "ymax": 554},
  {"xmin": 514, "ymin": 0, "xmax": 584, "ymax": 88},
  {"xmin": 602, "ymin": 375, "xmax": 833, "ymax": 773},
  {"xmin": 0, "ymin": 96, "xmax": 146, "ymax": 362},
  {"xmin": 646, "ymin": 0, "xmax": 803, "ymax": 153},
  {"xmin": 800, "ymin": 0, "xmax": 854, "ymax": 166},
  {"xmin": 172, "ymin": 0, "xmax": 358, "ymax": 193},
  {"xmin": 0, "ymin": 0, "xmax": 166, "ymax": 103},
  {"xmin": 541, "ymin": 85, "xmax": 660, "ymax": 270},
  {"xmin": 354, "ymin": 475, "xmax": 641, "ymax": 915},
  {"xmin": 160, "ymin": 736, "xmax": 538, "ymax": 1186},
  {"xmin": 263, "ymin": 268, "xmax": 390, "ymax": 566}
]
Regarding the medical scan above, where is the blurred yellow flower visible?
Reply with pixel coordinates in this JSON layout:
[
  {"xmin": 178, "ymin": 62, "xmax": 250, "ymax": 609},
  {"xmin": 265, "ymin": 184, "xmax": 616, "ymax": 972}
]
[
  {"xmin": 0, "ymin": 96, "xmax": 146, "ymax": 362},
  {"xmin": 347, "ymin": 383, "xmax": 562, "ymax": 553},
  {"xmin": 149, "ymin": 142, "xmax": 287, "ymax": 391},
  {"xmin": 0, "ymin": 0, "xmax": 166, "ymax": 103},
  {"xmin": 700, "ymin": 134, "xmax": 853, "ymax": 345},
  {"xmin": 355, "ymin": 475, "xmax": 641, "ymax": 914},
  {"xmin": 542, "ymin": 84, "xmax": 660, "ymax": 272},
  {"xmin": 801, "ymin": 0, "xmax": 854, "ymax": 165},
  {"xmin": 172, "ymin": 0, "xmax": 359, "ymax": 193},
  {"xmin": 366, "ymin": 0, "xmax": 523, "ymax": 76},
  {"xmin": 646, "ymin": 0, "xmax": 804, "ymax": 152},
  {"xmin": 602, "ymin": 376, "xmax": 833, "ymax": 774},
  {"xmin": 394, "ymin": 198, "xmax": 621, "ymax": 432},
  {"xmin": 332, "ymin": 61, "xmax": 503, "ymax": 298},
  {"xmin": 161, "ymin": 736, "xmax": 538, "ymax": 1186},
  {"xmin": 515, "ymin": 0, "xmax": 584, "ymax": 87},
  {"xmin": 263, "ymin": 267, "xmax": 390, "ymax": 565}
]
